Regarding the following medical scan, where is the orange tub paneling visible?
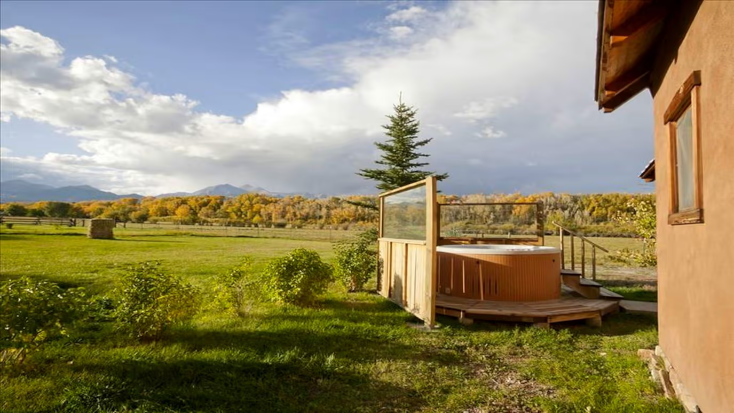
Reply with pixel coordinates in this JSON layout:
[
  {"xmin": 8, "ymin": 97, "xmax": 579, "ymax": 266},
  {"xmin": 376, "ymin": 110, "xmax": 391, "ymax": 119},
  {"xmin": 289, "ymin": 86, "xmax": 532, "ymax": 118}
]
[{"xmin": 437, "ymin": 252, "xmax": 560, "ymax": 301}]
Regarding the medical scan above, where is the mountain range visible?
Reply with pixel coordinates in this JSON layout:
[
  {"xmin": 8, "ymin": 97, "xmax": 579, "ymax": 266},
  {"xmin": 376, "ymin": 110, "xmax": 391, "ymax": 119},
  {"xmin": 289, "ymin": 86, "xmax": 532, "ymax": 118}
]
[{"xmin": 0, "ymin": 180, "xmax": 326, "ymax": 203}]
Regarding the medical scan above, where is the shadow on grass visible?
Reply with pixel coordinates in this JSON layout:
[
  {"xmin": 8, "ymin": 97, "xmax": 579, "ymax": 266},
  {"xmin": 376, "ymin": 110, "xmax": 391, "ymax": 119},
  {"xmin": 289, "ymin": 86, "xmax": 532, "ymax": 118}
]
[
  {"xmin": 60, "ymin": 355, "xmax": 425, "ymax": 413},
  {"xmin": 0, "ymin": 234, "xmax": 33, "ymax": 241},
  {"xmin": 107, "ymin": 238, "xmax": 184, "ymax": 243},
  {"xmin": 601, "ymin": 279, "xmax": 657, "ymax": 288},
  {"xmin": 437, "ymin": 310, "xmax": 657, "ymax": 338},
  {"xmin": 53, "ymin": 296, "xmax": 456, "ymax": 412},
  {"xmin": 560, "ymin": 312, "xmax": 657, "ymax": 337},
  {"xmin": 168, "ymin": 298, "xmax": 462, "ymax": 365},
  {"xmin": 0, "ymin": 231, "xmax": 84, "ymax": 237}
]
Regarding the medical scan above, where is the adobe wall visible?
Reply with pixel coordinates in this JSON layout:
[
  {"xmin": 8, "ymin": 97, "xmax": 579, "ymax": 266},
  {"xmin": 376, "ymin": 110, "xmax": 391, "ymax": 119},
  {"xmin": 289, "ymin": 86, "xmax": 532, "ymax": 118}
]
[{"xmin": 649, "ymin": 2, "xmax": 734, "ymax": 411}]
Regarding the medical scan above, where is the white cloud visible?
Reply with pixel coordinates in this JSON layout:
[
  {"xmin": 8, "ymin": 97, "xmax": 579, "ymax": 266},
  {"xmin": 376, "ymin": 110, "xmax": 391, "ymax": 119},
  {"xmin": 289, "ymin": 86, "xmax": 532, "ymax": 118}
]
[
  {"xmin": 476, "ymin": 126, "xmax": 506, "ymax": 139},
  {"xmin": 0, "ymin": 3, "xmax": 653, "ymax": 195},
  {"xmin": 454, "ymin": 97, "xmax": 518, "ymax": 122},
  {"xmin": 389, "ymin": 26, "xmax": 414, "ymax": 40},
  {"xmin": 0, "ymin": 147, "xmax": 12, "ymax": 156},
  {"xmin": 386, "ymin": 6, "xmax": 427, "ymax": 23},
  {"xmin": 0, "ymin": 112, "xmax": 11, "ymax": 122},
  {"xmin": 0, "ymin": 26, "xmax": 63, "ymax": 58}
]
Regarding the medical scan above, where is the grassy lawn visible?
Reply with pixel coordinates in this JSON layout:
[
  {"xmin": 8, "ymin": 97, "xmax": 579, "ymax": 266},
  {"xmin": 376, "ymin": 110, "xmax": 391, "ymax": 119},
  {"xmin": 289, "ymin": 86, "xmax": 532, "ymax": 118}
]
[{"xmin": 0, "ymin": 227, "xmax": 676, "ymax": 412}]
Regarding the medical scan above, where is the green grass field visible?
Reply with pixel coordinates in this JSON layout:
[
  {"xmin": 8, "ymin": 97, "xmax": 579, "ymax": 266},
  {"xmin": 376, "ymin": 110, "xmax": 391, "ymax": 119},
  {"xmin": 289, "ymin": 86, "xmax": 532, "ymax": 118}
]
[{"xmin": 0, "ymin": 226, "xmax": 675, "ymax": 412}]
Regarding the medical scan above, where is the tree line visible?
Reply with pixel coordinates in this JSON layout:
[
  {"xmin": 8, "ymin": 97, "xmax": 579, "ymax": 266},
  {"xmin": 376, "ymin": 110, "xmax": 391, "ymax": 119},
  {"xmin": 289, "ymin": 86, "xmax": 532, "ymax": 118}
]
[{"xmin": 0, "ymin": 192, "xmax": 653, "ymax": 234}]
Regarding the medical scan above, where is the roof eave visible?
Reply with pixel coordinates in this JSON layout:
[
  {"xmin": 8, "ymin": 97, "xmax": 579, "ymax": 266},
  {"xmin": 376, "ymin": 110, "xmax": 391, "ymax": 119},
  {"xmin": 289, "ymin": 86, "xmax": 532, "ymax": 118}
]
[{"xmin": 594, "ymin": 0, "xmax": 670, "ymax": 112}]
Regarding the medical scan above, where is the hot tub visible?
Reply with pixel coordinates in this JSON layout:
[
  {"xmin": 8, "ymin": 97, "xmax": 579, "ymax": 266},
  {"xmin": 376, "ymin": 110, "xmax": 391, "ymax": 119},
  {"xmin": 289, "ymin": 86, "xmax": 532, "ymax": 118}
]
[{"xmin": 437, "ymin": 244, "xmax": 561, "ymax": 301}]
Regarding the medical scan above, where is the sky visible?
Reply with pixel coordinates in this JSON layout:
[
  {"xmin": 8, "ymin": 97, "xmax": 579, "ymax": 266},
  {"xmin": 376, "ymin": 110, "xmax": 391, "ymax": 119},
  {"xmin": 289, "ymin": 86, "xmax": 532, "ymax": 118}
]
[{"xmin": 0, "ymin": 1, "xmax": 655, "ymax": 196}]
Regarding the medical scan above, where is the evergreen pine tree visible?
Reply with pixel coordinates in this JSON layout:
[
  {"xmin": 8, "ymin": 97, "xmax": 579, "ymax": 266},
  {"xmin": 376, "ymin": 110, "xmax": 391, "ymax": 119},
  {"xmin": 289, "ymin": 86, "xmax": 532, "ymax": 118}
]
[{"xmin": 359, "ymin": 97, "xmax": 448, "ymax": 192}]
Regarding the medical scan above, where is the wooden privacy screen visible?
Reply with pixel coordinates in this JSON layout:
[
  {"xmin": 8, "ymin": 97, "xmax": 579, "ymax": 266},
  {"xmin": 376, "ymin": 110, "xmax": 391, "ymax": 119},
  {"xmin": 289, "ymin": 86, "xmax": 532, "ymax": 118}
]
[{"xmin": 377, "ymin": 177, "xmax": 438, "ymax": 327}]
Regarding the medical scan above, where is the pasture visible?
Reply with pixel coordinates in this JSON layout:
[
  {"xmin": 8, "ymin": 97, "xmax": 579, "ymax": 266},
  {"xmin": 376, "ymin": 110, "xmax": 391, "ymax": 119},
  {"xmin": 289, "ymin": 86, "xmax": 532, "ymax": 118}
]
[{"xmin": 0, "ymin": 226, "xmax": 674, "ymax": 412}]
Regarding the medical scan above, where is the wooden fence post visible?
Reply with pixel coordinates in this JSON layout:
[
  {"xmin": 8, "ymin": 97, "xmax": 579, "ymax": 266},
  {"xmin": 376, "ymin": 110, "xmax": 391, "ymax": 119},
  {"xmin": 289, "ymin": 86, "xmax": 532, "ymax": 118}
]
[{"xmin": 558, "ymin": 227, "xmax": 566, "ymax": 269}]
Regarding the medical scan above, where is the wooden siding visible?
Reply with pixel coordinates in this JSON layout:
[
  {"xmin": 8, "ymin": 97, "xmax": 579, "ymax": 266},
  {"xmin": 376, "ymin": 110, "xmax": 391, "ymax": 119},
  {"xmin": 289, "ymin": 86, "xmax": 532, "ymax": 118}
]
[{"xmin": 437, "ymin": 252, "xmax": 560, "ymax": 302}]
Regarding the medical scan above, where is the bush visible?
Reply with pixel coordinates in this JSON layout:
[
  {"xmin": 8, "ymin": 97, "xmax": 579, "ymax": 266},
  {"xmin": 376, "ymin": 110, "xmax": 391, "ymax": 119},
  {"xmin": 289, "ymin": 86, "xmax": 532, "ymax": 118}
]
[
  {"xmin": 4, "ymin": 203, "xmax": 27, "ymax": 217},
  {"xmin": 610, "ymin": 199, "xmax": 657, "ymax": 267},
  {"xmin": 262, "ymin": 248, "xmax": 333, "ymax": 306},
  {"xmin": 333, "ymin": 229, "xmax": 377, "ymax": 292},
  {"xmin": 115, "ymin": 262, "xmax": 200, "ymax": 340},
  {"xmin": 212, "ymin": 257, "xmax": 259, "ymax": 317},
  {"xmin": 0, "ymin": 277, "xmax": 86, "ymax": 365}
]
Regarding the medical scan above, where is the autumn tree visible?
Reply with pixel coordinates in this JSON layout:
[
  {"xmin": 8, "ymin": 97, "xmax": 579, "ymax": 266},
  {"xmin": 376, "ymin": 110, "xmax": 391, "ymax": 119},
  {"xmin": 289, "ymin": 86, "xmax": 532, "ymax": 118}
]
[
  {"xmin": 359, "ymin": 96, "xmax": 448, "ymax": 192},
  {"xmin": 43, "ymin": 202, "xmax": 72, "ymax": 218},
  {"xmin": 4, "ymin": 203, "xmax": 27, "ymax": 216}
]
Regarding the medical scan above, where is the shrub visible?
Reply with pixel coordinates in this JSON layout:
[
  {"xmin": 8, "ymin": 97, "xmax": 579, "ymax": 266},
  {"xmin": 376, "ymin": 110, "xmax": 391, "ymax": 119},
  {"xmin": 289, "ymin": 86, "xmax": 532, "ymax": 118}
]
[
  {"xmin": 115, "ymin": 262, "xmax": 200, "ymax": 340},
  {"xmin": 4, "ymin": 203, "xmax": 27, "ymax": 217},
  {"xmin": 0, "ymin": 277, "xmax": 86, "ymax": 365},
  {"xmin": 333, "ymin": 228, "xmax": 377, "ymax": 292},
  {"xmin": 262, "ymin": 248, "xmax": 333, "ymax": 306},
  {"xmin": 610, "ymin": 199, "xmax": 657, "ymax": 267},
  {"xmin": 212, "ymin": 257, "xmax": 259, "ymax": 317}
]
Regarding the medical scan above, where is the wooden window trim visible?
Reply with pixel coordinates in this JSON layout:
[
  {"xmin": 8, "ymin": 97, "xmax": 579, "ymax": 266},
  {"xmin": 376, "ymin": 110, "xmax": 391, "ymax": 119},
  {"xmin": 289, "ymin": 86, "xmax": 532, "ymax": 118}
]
[
  {"xmin": 664, "ymin": 71, "xmax": 701, "ymax": 123},
  {"xmin": 665, "ymin": 71, "xmax": 703, "ymax": 225}
]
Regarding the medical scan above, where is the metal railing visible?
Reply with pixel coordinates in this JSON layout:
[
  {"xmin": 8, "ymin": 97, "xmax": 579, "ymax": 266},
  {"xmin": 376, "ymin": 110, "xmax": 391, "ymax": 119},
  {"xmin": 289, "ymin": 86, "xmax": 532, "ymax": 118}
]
[{"xmin": 552, "ymin": 222, "xmax": 608, "ymax": 280}]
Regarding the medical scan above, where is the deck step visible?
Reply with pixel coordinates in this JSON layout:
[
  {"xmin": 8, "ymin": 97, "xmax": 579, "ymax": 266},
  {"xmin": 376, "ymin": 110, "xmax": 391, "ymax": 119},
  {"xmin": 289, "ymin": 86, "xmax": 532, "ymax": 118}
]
[
  {"xmin": 561, "ymin": 274, "xmax": 600, "ymax": 299},
  {"xmin": 619, "ymin": 300, "xmax": 658, "ymax": 316},
  {"xmin": 599, "ymin": 287, "xmax": 624, "ymax": 300},
  {"xmin": 579, "ymin": 278, "xmax": 602, "ymax": 287},
  {"xmin": 561, "ymin": 269, "xmax": 582, "ymax": 276}
]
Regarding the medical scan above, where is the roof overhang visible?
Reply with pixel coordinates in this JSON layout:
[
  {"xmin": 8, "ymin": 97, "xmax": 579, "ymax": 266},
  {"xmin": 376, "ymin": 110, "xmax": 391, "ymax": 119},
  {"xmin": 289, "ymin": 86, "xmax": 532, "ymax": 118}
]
[
  {"xmin": 595, "ymin": 0, "xmax": 671, "ymax": 112},
  {"xmin": 639, "ymin": 159, "xmax": 655, "ymax": 182}
]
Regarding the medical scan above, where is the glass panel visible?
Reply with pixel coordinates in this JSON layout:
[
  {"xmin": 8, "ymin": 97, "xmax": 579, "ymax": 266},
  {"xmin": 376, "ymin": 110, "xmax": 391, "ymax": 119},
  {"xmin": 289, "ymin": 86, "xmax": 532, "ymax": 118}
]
[
  {"xmin": 676, "ymin": 107, "xmax": 695, "ymax": 211},
  {"xmin": 383, "ymin": 185, "xmax": 426, "ymax": 240},
  {"xmin": 440, "ymin": 204, "xmax": 538, "ymax": 239}
]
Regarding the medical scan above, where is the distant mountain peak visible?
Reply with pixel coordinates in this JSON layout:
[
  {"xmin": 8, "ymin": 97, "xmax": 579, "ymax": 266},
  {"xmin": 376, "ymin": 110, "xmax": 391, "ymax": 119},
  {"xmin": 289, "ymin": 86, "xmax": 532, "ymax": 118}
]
[
  {"xmin": 0, "ymin": 179, "xmax": 327, "ymax": 202},
  {"xmin": 192, "ymin": 184, "xmax": 247, "ymax": 196},
  {"xmin": 0, "ymin": 180, "xmax": 142, "ymax": 202}
]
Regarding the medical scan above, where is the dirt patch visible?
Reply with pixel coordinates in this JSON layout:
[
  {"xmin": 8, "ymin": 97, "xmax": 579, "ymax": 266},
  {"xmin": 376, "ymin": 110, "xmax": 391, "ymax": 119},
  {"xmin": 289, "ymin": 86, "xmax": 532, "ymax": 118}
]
[
  {"xmin": 597, "ymin": 265, "xmax": 656, "ymax": 281},
  {"xmin": 467, "ymin": 356, "xmax": 554, "ymax": 413}
]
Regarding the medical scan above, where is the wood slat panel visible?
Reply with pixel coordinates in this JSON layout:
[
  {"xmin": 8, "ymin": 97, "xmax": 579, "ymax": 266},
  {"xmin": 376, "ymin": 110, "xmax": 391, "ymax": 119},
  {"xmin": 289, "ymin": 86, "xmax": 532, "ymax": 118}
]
[
  {"xmin": 390, "ymin": 242, "xmax": 406, "ymax": 304},
  {"xmin": 436, "ymin": 252, "xmax": 560, "ymax": 301},
  {"xmin": 378, "ymin": 240, "xmax": 391, "ymax": 297},
  {"xmin": 377, "ymin": 176, "xmax": 438, "ymax": 327}
]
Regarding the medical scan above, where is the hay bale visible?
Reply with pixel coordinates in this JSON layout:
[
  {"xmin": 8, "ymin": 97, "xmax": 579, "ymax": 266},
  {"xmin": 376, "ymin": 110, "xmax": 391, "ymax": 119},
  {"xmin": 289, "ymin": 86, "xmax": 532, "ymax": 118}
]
[{"xmin": 88, "ymin": 218, "xmax": 115, "ymax": 239}]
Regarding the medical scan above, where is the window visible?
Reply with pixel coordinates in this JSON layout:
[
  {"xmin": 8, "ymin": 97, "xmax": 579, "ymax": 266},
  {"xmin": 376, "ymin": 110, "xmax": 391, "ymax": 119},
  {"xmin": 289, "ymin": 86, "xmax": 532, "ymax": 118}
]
[{"xmin": 664, "ymin": 71, "xmax": 703, "ymax": 225}]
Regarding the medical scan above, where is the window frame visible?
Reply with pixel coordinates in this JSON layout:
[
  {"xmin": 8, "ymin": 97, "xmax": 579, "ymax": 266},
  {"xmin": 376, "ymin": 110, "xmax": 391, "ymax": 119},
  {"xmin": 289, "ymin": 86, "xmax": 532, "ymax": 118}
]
[{"xmin": 664, "ymin": 71, "xmax": 703, "ymax": 225}]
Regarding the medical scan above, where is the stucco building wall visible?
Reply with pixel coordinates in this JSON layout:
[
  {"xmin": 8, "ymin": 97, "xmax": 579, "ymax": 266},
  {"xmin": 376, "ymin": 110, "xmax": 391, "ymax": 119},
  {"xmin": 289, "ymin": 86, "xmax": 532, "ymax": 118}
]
[{"xmin": 649, "ymin": 2, "xmax": 734, "ymax": 412}]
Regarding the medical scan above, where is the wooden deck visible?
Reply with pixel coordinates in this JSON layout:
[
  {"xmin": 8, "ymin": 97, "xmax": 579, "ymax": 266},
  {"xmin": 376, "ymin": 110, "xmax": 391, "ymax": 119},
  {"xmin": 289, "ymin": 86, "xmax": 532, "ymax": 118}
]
[{"xmin": 436, "ymin": 292, "xmax": 619, "ymax": 327}]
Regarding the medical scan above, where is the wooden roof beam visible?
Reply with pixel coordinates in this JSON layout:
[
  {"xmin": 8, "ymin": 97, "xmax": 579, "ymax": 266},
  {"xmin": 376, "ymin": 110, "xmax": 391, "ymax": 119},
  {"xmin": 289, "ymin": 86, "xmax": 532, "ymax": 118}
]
[
  {"xmin": 600, "ymin": 72, "xmax": 649, "ymax": 112},
  {"xmin": 609, "ymin": 2, "xmax": 667, "ymax": 48},
  {"xmin": 604, "ymin": 62, "xmax": 650, "ymax": 93},
  {"xmin": 594, "ymin": 0, "xmax": 615, "ymax": 104}
]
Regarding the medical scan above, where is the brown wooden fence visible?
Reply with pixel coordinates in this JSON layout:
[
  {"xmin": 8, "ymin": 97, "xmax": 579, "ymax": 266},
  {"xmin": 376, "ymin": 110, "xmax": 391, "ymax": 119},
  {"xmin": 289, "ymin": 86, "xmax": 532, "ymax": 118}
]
[{"xmin": 0, "ymin": 216, "xmax": 76, "ymax": 227}]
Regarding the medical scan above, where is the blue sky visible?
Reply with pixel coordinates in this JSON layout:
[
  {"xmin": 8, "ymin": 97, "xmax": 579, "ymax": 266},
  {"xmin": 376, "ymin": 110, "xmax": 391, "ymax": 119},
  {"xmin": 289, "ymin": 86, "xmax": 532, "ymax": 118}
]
[{"xmin": 0, "ymin": 1, "xmax": 654, "ymax": 195}]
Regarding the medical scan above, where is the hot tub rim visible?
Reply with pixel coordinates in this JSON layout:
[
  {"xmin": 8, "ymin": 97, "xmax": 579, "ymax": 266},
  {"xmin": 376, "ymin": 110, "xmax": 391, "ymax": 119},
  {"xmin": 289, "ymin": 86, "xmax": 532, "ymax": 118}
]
[{"xmin": 436, "ymin": 244, "xmax": 561, "ymax": 256}]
